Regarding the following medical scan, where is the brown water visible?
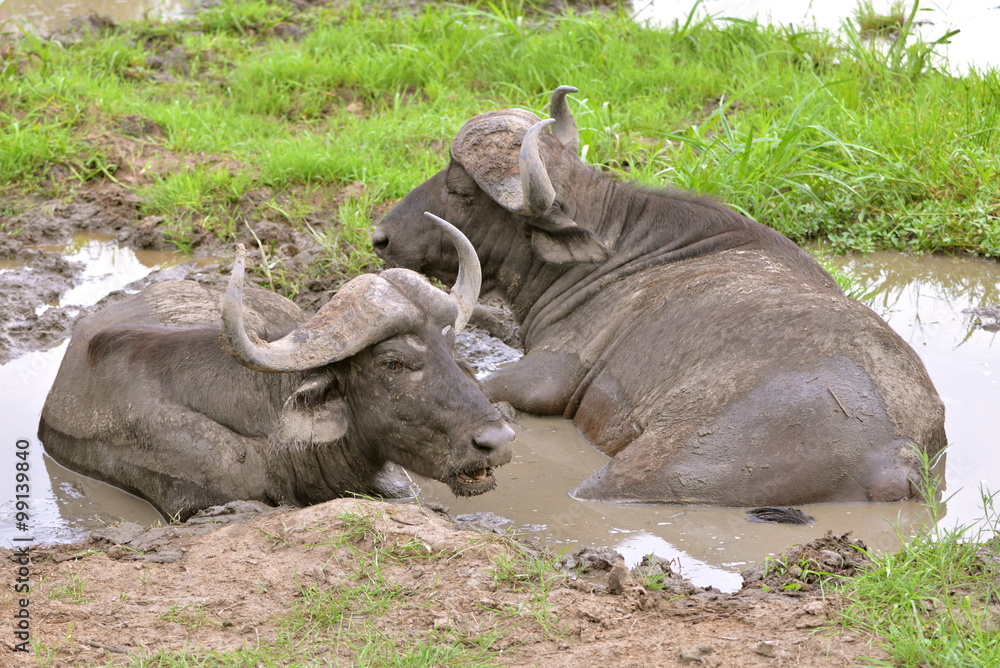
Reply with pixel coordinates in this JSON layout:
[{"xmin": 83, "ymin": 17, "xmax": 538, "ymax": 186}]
[{"xmin": 2, "ymin": 244, "xmax": 997, "ymax": 592}]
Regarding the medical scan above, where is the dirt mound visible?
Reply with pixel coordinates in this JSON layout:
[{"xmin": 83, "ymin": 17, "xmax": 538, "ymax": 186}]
[
  {"xmin": 741, "ymin": 531, "xmax": 873, "ymax": 593},
  {"xmin": 3, "ymin": 500, "xmax": 885, "ymax": 667}
]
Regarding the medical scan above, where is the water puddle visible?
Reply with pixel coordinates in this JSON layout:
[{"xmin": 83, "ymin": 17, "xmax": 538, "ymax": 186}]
[{"xmin": 2, "ymin": 240, "xmax": 997, "ymax": 593}]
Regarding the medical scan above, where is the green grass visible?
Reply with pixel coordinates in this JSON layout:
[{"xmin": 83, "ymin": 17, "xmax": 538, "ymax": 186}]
[
  {"xmin": 1, "ymin": 0, "xmax": 997, "ymax": 284},
  {"xmin": 46, "ymin": 569, "xmax": 95, "ymax": 604},
  {"xmin": 836, "ymin": 449, "xmax": 1000, "ymax": 667}
]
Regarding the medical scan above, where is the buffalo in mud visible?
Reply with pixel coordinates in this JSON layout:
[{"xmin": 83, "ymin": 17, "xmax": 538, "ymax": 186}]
[
  {"xmin": 373, "ymin": 87, "xmax": 947, "ymax": 507},
  {"xmin": 39, "ymin": 214, "xmax": 514, "ymax": 520}
]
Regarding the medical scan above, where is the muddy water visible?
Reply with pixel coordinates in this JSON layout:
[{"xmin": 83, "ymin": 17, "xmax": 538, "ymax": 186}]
[
  {"xmin": 0, "ymin": 236, "xmax": 199, "ymax": 544},
  {"xmin": 2, "ymin": 242, "xmax": 997, "ymax": 592}
]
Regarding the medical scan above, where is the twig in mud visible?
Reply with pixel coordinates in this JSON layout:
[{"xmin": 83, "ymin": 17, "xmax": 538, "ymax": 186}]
[
  {"xmin": 828, "ymin": 387, "xmax": 851, "ymax": 418},
  {"xmin": 82, "ymin": 639, "xmax": 129, "ymax": 654}
]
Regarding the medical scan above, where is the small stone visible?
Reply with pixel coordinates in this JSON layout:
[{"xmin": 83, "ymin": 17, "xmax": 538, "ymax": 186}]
[
  {"xmin": 750, "ymin": 640, "xmax": 777, "ymax": 658},
  {"xmin": 679, "ymin": 644, "xmax": 714, "ymax": 662},
  {"xmin": 803, "ymin": 600, "xmax": 827, "ymax": 616},
  {"xmin": 607, "ymin": 560, "xmax": 635, "ymax": 594}
]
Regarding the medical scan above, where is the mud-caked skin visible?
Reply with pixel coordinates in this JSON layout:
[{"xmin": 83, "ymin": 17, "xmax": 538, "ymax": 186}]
[
  {"xmin": 40, "ymin": 221, "xmax": 513, "ymax": 520},
  {"xmin": 373, "ymin": 87, "xmax": 947, "ymax": 507}
]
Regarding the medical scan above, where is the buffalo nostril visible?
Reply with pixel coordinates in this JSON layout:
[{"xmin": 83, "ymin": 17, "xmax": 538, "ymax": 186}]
[
  {"xmin": 473, "ymin": 422, "xmax": 515, "ymax": 458},
  {"xmin": 372, "ymin": 229, "xmax": 389, "ymax": 254}
]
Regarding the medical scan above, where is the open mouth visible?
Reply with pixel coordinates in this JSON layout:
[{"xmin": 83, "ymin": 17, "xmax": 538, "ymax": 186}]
[{"xmin": 451, "ymin": 466, "xmax": 498, "ymax": 496}]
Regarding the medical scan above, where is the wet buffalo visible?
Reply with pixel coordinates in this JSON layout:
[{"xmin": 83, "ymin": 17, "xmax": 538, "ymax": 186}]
[
  {"xmin": 373, "ymin": 87, "xmax": 947, "ymax": 507},
  {"xmin": 39, "ymin": 214, "xmax": 514, "ymax": 520}
]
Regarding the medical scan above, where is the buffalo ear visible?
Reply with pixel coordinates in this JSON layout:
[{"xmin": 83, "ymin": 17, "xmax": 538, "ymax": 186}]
[
  {"xmin": 273, "ymin": 372, "xmax": 348, "ymax": 451},
  {"xmin": 529, "ymin": 209, "xmax": 609, "ymax": 265}
]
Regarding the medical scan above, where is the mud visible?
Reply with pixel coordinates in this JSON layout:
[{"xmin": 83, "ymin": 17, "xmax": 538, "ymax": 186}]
[
  {"xmin": 0, "ymin": 499, "xmax": 887, "ymax": 666},
  {"xmin": 741, "ymin": 532, "xmax": 873, "ymax": 593},
  {"xmin": 0, "ymin": 251, "xmax": 83, "ymax": 364}
]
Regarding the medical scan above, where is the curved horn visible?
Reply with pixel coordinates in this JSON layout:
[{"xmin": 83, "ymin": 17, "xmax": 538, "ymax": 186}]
[
  {"xmin": 550, "ymin": 85, "xmax": 579, "ymax": 153},
  {"xmin": 221, "ymin": 245, "xmax": 421, "ymax": 373},
  {"xmin": 423, "ymin": 212, "xmax": 480, "ymax": 332},
  {"xmin": 519, "ymin": 118, "xmax": 557, "ymax": 216}
]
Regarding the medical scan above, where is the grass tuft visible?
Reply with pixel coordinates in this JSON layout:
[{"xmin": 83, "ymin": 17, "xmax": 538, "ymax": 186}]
[{"xmin": 837, "ymin": 449, "xmax": 1000, "ymax": 667}]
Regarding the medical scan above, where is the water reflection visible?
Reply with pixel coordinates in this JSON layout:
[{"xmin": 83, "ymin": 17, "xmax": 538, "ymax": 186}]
[{"xmin": 833, "ymin": 252, "xmax": 1000, "ymax": 533}]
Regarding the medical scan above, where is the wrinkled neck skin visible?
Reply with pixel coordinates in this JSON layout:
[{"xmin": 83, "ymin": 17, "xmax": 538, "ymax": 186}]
[
  {"xmin": 185, "ymin": 360, "xmax": 391, "ymax": 506},
  {"xmin": 267, "ymin": 424, "xmax": 390, "ymax": 507},
  {"xmin": 475, "ymin": 164, "xmax": 837, "ymax": 347}
]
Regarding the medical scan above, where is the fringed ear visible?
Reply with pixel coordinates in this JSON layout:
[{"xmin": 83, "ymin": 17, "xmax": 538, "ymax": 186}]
[
  {"xmin": 531, "ymin": 227, "xmax": 609, "ymax": 265},
  {"xmin": 273, "ymin": 371, "xmax": 349, "ymax": 451},
  {"xmin": 527, "ymin": 208, "xmax": 609, "ymax": 265}
]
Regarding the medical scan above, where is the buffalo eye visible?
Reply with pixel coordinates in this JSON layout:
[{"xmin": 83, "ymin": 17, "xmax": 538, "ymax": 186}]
[{"xmin": 380, "ymin": 355, "xmax": 414, "ymax": 376}]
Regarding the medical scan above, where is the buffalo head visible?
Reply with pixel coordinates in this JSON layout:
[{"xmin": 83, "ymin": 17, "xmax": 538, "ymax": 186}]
[
  {"xmin": 373, "ymin": 86, "xmax": 609, "ymax": 292},
  {"xmin": 220, "ymin": 213, "xmax": 513, "ymax": 498}
]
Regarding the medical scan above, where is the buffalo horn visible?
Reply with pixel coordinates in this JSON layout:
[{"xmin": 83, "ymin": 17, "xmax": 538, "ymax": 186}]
[
  {"xmin": 550, "ymin": 85, "xmax": 579, "ymax": 153},
  {"xmin": 519, "ymin": 118, "xmax": 557, "ymax": 216},
  {"xmin": 220, "ymin": 244, "xmax": 422, "ymax": 373},
  {"xmin": 423, "ymin": 212, "xmax": 481, "ymax": 332}
]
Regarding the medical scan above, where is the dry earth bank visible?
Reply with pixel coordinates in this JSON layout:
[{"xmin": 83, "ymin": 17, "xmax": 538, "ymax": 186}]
[{"xmin": 2, "ymin": 499, "xmax": 887, "ymax": 666}]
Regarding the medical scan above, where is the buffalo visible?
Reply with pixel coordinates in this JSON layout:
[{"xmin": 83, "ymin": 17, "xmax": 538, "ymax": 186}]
[
  {"xmin": 373, "ymin": 87, "xmax": 947, "ymax": 507},
  {"xmin": 39, "ymin": 214, "xmax": 514, "ymax": 520}
]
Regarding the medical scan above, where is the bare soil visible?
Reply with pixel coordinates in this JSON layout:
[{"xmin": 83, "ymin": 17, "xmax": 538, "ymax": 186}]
[{"xmin": 1, "ymin": 500, "xmax": 887, "ymax": 666}]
